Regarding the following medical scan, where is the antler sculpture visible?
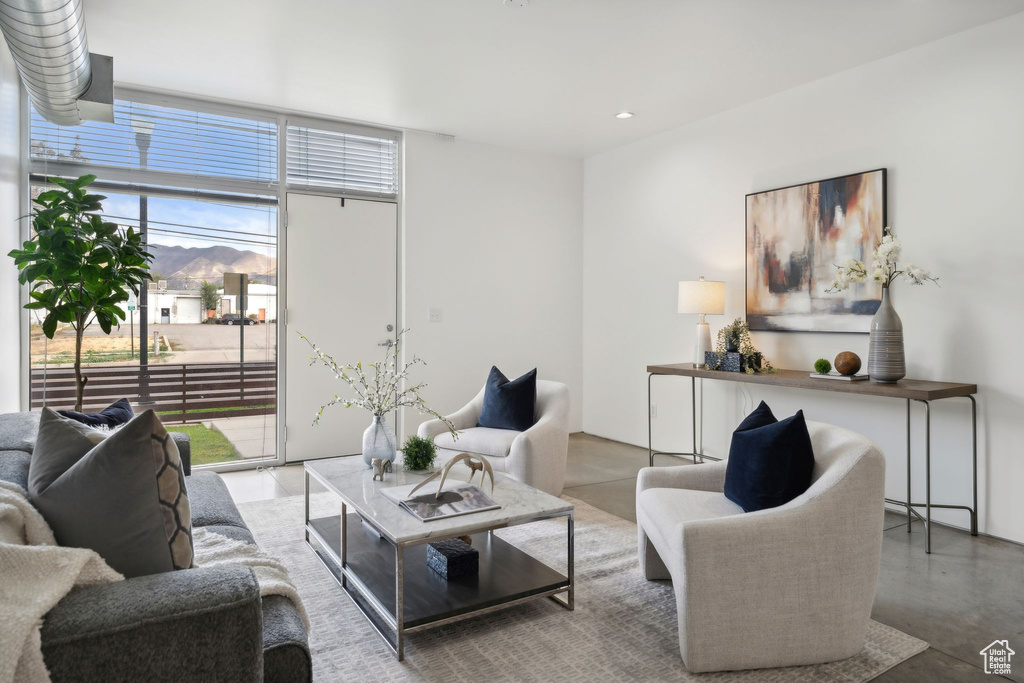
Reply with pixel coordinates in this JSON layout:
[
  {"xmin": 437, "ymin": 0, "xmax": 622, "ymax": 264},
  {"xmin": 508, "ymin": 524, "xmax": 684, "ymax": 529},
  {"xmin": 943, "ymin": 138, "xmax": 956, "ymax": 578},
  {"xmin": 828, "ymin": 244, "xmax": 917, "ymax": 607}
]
[{"xmin": 408, "ymin": 452, "xmax": 495, "ymax": 499}]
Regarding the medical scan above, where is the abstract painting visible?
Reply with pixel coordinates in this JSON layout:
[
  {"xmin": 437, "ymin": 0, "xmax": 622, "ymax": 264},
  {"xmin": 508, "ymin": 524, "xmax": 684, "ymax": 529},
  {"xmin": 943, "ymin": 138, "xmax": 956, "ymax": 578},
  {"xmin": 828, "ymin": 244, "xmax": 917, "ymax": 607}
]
[{"xmin": 745, "ymin": 168, "xmax": 886, "ymax": 333}]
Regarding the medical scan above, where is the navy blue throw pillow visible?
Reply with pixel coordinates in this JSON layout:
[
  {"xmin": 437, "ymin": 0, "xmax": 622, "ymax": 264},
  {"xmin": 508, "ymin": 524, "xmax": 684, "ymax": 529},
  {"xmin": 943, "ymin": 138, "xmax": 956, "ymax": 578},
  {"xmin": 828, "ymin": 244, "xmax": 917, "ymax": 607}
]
[
  {"xmin": 58, "ymin": 398, "xmax": 134, "ymax": 429},
  {"xmin": 477, "ymin": 367, "xmax": 537, "ymax": 432},
  {"xmin": 724, "ymin": 401, "xmax": 814, "ymax": 513}
]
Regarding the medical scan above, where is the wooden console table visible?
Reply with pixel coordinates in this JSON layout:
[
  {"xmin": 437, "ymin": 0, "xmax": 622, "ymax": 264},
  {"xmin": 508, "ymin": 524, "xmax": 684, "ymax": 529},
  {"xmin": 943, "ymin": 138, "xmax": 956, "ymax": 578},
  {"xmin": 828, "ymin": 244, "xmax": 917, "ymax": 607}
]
[{"xmin": 647, "ymin": 363, "xmax": 978, "ymax": 554}]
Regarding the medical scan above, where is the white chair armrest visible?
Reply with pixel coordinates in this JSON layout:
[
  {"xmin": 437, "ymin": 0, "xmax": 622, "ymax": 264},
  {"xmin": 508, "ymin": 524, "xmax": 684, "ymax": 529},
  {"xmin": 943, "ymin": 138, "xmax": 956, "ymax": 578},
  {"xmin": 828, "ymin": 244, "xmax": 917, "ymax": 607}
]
[
  {"xmin": 505, "ymin": 393, "xmax": 570, "ymax": 497},
  {"xmin": 637, "ymin": 462, "xmax": 727, "ymax": 495},
  {"xmin": 417, "ymin": 386, "xmax": 486, "ymax": 441},
  {"xmin": 510, "ymin": 410, "xmax": 564, "ymax": 457}
]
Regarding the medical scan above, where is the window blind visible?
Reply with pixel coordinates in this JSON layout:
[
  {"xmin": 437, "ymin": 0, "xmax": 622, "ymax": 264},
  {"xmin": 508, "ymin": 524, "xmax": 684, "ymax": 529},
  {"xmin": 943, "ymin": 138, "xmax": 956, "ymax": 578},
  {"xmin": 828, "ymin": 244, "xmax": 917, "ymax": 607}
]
[
  {"xmin": 29, "ymin": 97, "xmax": 279, "ymax": 195},
  {"xmin": 286, "ymin": 123, "xmax": 399, "ymax": 198}
]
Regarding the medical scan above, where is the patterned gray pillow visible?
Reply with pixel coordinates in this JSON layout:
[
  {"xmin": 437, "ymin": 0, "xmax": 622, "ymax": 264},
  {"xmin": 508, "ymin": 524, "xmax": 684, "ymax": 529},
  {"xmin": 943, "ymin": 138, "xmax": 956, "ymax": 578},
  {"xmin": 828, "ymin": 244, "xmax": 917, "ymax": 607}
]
[{"xmin": 29, "ymin": 408, "xmax": 193, "ymax": 577}]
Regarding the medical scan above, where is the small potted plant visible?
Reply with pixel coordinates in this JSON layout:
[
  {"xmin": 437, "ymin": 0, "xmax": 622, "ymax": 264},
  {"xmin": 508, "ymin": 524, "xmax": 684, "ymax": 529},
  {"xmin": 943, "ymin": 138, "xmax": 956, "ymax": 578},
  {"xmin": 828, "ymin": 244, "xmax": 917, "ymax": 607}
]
[
  {"xmin": 402, "ymin": 435, "xmax": 438, "ymax": 472},
  {"xmin": 706, "ymin": 319, "xmax": 773, "ymax": 374}
]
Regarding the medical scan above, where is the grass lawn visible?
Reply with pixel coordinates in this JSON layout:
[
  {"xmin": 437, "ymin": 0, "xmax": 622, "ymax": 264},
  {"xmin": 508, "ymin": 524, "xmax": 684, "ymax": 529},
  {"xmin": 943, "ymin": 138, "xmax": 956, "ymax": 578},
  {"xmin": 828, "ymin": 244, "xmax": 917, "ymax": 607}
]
[
  {"xmin": 157, "ymin": 404, "xmax": 274, "ymax": 418},
  {"xmin": 34, "ymin": 343, "xmax": 170, "ymax": 365},
  {"xmin": 169, "ymin": 424, "xmax": 241, "ymax": 466}
]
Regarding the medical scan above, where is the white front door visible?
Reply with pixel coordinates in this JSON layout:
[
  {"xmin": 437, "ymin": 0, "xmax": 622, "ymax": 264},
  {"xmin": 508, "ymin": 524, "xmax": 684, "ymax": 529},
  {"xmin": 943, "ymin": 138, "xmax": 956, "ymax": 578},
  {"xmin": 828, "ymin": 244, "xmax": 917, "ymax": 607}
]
[{"xmin": 285, "ymin": 194, "xmax": 397, "ymax": 461}]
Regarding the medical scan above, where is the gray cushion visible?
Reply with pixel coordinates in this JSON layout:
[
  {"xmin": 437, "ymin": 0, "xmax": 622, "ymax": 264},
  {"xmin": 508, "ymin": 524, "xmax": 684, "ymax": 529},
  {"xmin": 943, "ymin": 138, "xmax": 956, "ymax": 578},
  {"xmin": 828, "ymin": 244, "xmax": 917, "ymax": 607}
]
[
  {"xmin": 636, "ymin": 487, "xmax": 743, "ymax": 558},
  {"xmin": 26, "ymin": 409, "xmax": 104, "ymax": 495},
  {"xmin": 0, "ymin": 411, "xmax": 40, "ymax": 453},
  {"xmin": 29, "ymin": 408, "xmax": 194, "ymax": 578},
  {"xmin": 0, "ymin": 450, "xmax": 31, "ymax": 490},
  {"xmin": 188, "ymin": 472, "xmax": 248, "ymax": 529}
]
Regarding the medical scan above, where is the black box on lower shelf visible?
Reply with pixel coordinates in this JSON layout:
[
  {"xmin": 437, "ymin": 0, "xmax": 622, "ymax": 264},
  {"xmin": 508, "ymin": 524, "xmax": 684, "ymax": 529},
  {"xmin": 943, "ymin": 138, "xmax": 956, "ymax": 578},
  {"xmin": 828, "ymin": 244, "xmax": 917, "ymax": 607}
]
[{"xmin": 427, "ymin": 538, "xmax": 479, "ymax": 579}]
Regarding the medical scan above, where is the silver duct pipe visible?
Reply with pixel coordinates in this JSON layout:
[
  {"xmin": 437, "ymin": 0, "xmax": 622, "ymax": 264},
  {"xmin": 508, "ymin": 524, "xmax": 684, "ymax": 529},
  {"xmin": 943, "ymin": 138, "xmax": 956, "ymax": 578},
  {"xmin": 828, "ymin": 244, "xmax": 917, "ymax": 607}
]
[{"xmin": 0, "ymin": 0, "xmax": 92, "ymax": 125}]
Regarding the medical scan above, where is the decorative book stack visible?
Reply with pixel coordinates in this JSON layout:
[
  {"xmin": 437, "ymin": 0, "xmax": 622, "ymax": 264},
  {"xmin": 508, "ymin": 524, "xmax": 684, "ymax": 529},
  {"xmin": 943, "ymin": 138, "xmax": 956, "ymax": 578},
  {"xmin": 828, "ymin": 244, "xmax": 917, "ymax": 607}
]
[{"xmin": 810, "ymin": 373, "xmax": 869, "ymax": 382}]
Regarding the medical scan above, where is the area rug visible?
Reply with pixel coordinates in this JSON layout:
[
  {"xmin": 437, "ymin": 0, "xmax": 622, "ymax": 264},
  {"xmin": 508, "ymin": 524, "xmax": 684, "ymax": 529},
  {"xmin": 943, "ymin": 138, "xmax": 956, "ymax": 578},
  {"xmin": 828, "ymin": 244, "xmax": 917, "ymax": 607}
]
[{"xmin": 238, "ymin": 493, "xmax": 927, "ymax": 681}]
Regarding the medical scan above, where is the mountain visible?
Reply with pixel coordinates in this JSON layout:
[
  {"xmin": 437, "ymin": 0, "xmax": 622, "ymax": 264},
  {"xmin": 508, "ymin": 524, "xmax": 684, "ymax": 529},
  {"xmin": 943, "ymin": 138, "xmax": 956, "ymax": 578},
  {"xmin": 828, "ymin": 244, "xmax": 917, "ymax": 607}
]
[{"xmin": 149, "ymin": 244, "xmax": 277, "ymax": 290}]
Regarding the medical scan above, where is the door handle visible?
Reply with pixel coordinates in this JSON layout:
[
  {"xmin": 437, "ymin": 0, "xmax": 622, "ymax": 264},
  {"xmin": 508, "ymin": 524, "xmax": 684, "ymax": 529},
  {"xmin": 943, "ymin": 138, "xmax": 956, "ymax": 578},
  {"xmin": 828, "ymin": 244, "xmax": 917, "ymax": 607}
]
[{"xmin": 378, "ymin": 339, "xmax": 394, "ymax": 347}]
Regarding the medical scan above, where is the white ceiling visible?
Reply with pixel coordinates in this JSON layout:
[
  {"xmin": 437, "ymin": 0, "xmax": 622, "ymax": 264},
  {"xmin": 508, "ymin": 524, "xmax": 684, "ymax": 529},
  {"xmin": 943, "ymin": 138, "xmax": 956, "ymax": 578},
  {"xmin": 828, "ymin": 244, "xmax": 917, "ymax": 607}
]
[{"xmin": 86, "ymin": 0, "xmax": 1024, "ymax": 158}]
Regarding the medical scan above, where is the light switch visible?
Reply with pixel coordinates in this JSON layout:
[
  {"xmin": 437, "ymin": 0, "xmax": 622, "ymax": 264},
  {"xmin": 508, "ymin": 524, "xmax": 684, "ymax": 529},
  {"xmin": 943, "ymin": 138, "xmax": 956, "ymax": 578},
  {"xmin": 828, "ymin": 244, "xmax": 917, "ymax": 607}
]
[{"xmin": 429, "ymin": 308, "xmax": 443, "ymax": 323}]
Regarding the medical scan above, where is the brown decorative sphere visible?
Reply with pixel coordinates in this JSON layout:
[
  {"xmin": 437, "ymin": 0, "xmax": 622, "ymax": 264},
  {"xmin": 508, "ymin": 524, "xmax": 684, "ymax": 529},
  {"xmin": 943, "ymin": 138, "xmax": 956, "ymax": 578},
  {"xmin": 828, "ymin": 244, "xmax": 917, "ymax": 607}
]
[{"xmin": 834, "ymin": 351, "xmax": 862, "ymax": 376}]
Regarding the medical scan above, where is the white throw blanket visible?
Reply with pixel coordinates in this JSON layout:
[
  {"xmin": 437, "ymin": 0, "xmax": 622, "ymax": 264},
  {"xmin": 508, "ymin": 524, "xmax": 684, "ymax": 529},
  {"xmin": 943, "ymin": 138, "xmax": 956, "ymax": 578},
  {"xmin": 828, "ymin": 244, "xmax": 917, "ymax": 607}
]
[
  {"xmin": 0, "ymin": 481, "xmax": 123, "ymax": 683},
  {"xmin": 0, "ymin": 481, "xmax": 309, "ymax": 683},
  {"xmin": 192, "ymin": 528, "xmax": 311, "ymax": 631}
]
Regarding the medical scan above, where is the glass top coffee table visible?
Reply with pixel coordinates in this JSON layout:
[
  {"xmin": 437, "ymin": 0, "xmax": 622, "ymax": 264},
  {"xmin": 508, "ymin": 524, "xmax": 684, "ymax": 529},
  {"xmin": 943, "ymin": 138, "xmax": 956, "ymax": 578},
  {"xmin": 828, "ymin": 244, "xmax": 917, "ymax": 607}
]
[{"xmin": 303, "ymin": 457, "xmax": 574, "ymax": 660}]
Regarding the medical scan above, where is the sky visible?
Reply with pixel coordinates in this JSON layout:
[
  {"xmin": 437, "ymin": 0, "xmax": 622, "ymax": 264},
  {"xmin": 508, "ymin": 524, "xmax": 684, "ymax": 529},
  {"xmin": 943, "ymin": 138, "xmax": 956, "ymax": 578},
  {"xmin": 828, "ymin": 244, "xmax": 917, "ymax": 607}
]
[
  {"xmin": 100, "ymin": 192, "xmax": 277, "ymax": 253},
  {"xmin": 30, "ymin": 100, "xmax": 278, "ymax": 254}
]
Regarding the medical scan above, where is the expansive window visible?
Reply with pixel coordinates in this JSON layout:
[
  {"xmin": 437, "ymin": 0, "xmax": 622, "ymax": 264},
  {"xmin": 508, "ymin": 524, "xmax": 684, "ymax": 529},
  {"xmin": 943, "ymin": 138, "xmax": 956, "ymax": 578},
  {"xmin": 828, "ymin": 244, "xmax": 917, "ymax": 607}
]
[
  {"xmin": 28, "ymin": 94, "xmax": 280, "ymax": 468},
  {"xmin": 26, "ymin": 90, "xmax": 400, "ymax": 468}
]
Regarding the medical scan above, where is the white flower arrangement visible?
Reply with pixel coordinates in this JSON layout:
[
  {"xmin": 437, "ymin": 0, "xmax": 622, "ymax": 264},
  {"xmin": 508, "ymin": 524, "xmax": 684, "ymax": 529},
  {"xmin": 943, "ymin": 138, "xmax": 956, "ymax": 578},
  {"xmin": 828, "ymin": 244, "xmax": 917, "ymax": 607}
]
[
  {"xmin": 299, "ymin": 328, "xmax": 457, "ymax": 438},
  {"xmin": 827, "ymin": 226, "xmax": 938, "ymax": 292}
]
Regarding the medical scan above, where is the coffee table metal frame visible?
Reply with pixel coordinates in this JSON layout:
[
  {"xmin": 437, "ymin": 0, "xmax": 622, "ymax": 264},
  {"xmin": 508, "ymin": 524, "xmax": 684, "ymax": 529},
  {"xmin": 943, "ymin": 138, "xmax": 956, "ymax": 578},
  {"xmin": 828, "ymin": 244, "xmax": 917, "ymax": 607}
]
[{"xmin": 303, "ymin": 467, "xmax": 574, "ymax": 661}]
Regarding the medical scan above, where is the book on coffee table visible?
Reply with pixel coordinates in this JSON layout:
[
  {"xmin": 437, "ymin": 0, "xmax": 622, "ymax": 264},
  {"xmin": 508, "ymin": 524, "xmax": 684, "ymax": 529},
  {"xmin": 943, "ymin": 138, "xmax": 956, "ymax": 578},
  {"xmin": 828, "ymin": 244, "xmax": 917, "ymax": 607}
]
[
  {"xmin": 381, "ymin": 481, "xmax": 501, "ymax": 522},
  {"xmin": 809, "ymin": 372, "xmax": 869, "ymax": 381}
]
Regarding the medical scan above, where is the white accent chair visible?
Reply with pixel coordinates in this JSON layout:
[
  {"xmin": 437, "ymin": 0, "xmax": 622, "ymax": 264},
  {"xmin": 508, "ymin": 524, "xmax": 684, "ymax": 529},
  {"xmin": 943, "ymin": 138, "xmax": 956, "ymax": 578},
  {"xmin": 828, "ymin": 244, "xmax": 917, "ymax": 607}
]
[
  {"xmin": 417, "ymin": 380, "xmax": 570, "ymax": 496},
  {"xmin": 636, "ymin": 420, "xmax": 885, "ymax": 673}
]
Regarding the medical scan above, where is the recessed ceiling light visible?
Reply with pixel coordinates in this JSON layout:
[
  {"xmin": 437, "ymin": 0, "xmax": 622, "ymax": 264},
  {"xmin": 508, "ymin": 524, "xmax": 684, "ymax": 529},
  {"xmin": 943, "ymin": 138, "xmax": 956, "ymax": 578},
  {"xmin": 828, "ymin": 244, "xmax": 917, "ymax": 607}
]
[{"xmin": 615, "ymin": 111, "xmax": 634, "ymax": 119}]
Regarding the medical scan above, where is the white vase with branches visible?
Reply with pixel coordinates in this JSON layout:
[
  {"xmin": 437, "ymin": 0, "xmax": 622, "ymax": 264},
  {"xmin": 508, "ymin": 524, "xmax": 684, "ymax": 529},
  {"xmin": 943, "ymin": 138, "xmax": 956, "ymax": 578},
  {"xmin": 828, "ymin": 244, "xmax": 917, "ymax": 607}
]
[
  {"xmin": 827, "ymin": 227, "xmax": 938, "ymax": 382},
  {"xmin": 299, "ymin": 329, "xmax": 456, "ymax": 467}
]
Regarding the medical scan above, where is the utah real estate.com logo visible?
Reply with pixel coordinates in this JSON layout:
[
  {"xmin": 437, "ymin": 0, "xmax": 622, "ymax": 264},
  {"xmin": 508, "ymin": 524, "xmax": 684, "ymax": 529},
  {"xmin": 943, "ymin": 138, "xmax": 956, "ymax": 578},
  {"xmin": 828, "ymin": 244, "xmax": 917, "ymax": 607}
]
[{"xmin": 980, "ymin": 640, "xmax": 1014, "ymax": 676}]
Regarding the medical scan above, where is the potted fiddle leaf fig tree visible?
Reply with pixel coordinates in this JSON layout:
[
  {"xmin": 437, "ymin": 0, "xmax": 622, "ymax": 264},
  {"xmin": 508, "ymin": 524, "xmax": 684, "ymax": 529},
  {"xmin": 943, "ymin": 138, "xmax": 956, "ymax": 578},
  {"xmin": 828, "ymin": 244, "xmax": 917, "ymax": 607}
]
[{"xmin": 9, "ymin": 175, "xmax": 154, "ymax": 411}]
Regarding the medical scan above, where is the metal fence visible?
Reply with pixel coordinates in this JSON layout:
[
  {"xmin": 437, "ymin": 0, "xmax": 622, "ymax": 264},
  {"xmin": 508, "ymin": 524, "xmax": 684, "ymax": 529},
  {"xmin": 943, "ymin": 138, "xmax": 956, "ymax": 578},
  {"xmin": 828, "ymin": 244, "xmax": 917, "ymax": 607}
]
[{"xmin": 30, "ymin": 362, "xmax": 276, "ymax": 423}]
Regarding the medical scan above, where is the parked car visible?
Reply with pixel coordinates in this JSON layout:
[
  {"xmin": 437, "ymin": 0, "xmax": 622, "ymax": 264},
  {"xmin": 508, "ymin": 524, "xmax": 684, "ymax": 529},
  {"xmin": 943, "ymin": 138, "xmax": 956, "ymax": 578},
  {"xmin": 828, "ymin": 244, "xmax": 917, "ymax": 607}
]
[{"xmin": 219, "ymin": 314, "xmax": 258, "ymax": 326}]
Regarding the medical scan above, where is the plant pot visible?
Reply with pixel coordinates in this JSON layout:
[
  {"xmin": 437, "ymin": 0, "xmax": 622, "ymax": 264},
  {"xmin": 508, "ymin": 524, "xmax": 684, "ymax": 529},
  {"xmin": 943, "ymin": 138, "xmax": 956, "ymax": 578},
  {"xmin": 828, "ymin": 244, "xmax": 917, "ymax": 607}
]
[
  {"xmin": 868, "ymin": 288, "xmax": 905, "ymax": 383},
  {"xmin": 742, "ymin": 352, "xmax": 762, "ymax": 373},
  {"xmin": 362, "ymin": 415, "xmax": 397, "ymax": 468},
  {"xmin": 705, "ymin": 351, "xmax": 742, "ymax": 372}
]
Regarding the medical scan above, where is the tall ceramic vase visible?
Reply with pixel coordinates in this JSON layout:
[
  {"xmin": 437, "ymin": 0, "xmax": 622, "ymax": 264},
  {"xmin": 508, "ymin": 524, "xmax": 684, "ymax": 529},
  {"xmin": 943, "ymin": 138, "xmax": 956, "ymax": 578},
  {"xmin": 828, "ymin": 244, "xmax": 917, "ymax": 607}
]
[
  {"xmin": 868, "ymin": 287, "xmax": 905, "ymax": 383},
  {"xmin": 362, "ymin": 414, "xmax": 396, "ymax": 468}
]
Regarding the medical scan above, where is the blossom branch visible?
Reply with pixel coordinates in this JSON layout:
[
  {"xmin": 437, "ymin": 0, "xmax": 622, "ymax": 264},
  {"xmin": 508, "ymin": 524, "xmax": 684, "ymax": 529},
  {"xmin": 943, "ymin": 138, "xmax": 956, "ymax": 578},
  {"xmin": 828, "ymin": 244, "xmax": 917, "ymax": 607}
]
[{"xmin": 298, "ymin": 329, "xmax": 458, "ymax": 439}]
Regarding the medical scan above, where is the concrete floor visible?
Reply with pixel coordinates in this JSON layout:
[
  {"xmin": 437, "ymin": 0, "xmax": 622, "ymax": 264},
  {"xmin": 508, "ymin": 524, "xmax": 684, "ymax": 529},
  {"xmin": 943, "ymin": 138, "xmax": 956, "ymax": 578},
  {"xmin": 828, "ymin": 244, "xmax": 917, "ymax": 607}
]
[{"xmin": 220, "ymin": 432, "xmax": 1023, "ymax": 681}]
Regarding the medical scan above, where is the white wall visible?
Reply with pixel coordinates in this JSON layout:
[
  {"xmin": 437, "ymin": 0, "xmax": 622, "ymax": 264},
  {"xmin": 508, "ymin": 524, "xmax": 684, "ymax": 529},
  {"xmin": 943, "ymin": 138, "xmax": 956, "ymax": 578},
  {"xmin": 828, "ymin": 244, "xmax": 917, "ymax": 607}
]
[
  {"xmin": 583, "ymin": 15, "xmax": 1024, "ymax": 542},
  {"xmin": 402, "ymin": 132, "xmax": 583, "ymax": 436},
  {"xmin": 0, "ymin": 45, "xmax": 21, "ymax": 412}
]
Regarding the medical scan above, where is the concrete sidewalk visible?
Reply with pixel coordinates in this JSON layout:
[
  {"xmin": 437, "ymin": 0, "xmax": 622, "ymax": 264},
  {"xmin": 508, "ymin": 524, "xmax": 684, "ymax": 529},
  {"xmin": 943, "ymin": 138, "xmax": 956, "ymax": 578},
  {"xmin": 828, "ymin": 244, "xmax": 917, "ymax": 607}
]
[{"xmin": 207, "ymin": 415, "xmax": 277, "ymax": 459}]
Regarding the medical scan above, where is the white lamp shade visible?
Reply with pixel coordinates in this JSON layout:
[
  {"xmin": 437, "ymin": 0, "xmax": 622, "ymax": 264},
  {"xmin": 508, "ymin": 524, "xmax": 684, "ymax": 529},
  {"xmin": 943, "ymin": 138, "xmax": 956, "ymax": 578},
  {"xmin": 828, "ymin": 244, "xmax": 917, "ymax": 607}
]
[{"xmin": 678, "ymin": 278, "xmax": 725, "ymax": 315}]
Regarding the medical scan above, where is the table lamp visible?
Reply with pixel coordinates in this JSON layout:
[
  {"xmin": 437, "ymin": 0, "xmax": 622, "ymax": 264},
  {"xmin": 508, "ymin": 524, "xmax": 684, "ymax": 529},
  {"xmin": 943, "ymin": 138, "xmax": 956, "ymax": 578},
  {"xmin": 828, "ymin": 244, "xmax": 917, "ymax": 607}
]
[{"xmin": 678, "ymin": 277, "xmax": 726, "ymax": 367}]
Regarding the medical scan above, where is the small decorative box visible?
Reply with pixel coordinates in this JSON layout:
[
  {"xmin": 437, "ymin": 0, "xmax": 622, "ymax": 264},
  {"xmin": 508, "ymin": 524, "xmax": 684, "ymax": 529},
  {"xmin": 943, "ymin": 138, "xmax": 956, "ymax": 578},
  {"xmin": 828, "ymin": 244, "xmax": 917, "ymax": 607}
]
[
  {"xmin": 705, "ymin": 351, "xmax": 762, "ymax": 373},
  {"xmin": 426, "ymin": 538, "xmax": 479, "ymax": 579},
  {"xmin": 705, "ymin": 351, "xmax": 742, "ymax": 372}
]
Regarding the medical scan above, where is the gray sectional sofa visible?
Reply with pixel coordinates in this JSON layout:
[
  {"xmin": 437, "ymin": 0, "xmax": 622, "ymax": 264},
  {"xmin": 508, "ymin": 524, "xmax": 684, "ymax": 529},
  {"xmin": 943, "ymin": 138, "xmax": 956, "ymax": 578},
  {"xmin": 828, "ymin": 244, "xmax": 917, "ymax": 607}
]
[{"xmin": 0, "ymin": 411, "xmax": 312, "ymax": 683}]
